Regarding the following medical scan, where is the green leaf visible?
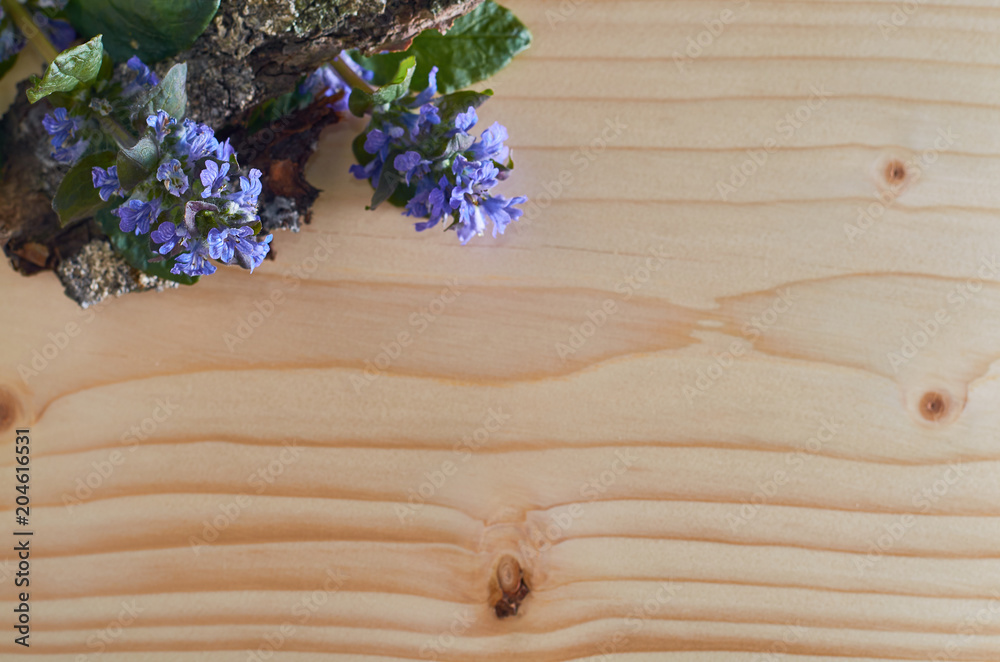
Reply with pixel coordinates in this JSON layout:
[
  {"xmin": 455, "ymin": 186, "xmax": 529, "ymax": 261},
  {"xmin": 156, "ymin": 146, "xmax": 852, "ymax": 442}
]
[
  {"xmin": 140, "ymin": 62, "xmax": 187, "ymax": 119},
  {"xmin": 354, "ymin": 1, "xmax": 532, "ymax": 95},
  {"xmin": 441, "ymin": 132, "xmax": 475, "ymax": 160},
  {"xmin": 349, "ymin": 57, "xmax": 415, "ymax": 116},
  {"xmin": 386, "ymin": 182, "xmax": 416, "ymax": 209},
  {"xmin": 434, "ymin": 89, "xmax": 493, "ymax": 121},
  {"xmin": 370, "ymin": 155, "xmax": 404, "ymax": 210},
  {"xmin": 116, "ymin": 137, "xmax": 159, "ymax": 191},
  {"xmin": 63, "ymin": 0, "xmax": 220, "ymax": 63},
  {"xmin": 52, "ymin": 151, "xmax": 117, "ymax": 227},
  {"xmin": 26, "ymin": 35, "xmax": 105, "ymax": 104},
  {"xmin": 97, "ymin": 208, "xmax": 199, "ymax": 285},
  {"xmin": 246, "ymin": 87, "xmax": 311, "ymax": 134},
  {"xmin": 348, "ymin": 89, "xmax": 372, "ymax": 118},
  {"xmin": 371, "ymin": 56, "xmax": 417, "ymax": 106}
]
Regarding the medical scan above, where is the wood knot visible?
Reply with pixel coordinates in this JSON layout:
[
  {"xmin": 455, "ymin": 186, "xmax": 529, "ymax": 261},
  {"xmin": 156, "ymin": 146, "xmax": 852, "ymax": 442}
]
[
  {"xmin": 0, "ymin": 388, "xmax": 22, "ymax": 433},
  {"xmin": 919, "ymin": 391, "xmax": 948, "ymax": 422},
  {"xmin": 493, "ymin": 555, "xmax": 529, "ymax": 619},
  {"xmin": 884, "ymin": 159, "xmax": 906, "ymax": 186}
]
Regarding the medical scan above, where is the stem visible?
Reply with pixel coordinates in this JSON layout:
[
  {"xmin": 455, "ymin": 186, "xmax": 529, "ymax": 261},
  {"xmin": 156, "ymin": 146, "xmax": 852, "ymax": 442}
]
[
  {"xmin": 331, "ymin": 53, "xmax": 375, "ymax": 96},
  {"xmin": 97, "ymin": 115, "xmax": 136, "ymax": 150},
  {"xmin": 1, "ymin": 0, "xmax": 59, "ymax": 63}
]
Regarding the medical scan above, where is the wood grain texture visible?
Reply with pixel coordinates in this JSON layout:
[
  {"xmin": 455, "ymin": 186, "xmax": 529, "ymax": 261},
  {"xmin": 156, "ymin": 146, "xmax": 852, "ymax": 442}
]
[{"xmin": 3, "ymin": 0, "xmax": 1000, "ymax": 659}]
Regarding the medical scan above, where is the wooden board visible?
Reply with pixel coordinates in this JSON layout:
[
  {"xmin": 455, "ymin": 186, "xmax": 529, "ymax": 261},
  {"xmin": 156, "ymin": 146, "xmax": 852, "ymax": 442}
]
[{"xmin": 3, "ymin": 0, "xmax": 1000, "ymax": 659}]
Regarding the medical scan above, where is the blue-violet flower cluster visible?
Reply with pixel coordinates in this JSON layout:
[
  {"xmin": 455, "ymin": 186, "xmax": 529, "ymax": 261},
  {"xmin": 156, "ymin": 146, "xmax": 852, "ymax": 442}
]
[
  {"xmin": 350, "ymin": 66, "xmax": 527, "ymax": 244},
  {"xmin": 85, "ymin": 60, "xmax": 271, "ymax": 278}
]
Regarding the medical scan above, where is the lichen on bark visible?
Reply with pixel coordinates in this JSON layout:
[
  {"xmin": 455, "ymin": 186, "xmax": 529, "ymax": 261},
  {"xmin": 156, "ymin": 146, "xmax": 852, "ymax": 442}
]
[{"xmin": 177, "ymin": 0, "xmax": 482, "ymax": 125}]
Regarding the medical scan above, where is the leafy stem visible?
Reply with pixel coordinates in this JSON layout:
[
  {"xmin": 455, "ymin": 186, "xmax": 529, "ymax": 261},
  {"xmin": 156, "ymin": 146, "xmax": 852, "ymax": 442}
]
[
  {"xmin": 331, "ymin": 52, "xmax": 375, "ymax": 96},
  {"xmin": 96, "ymin": 114, "xmax": 137, "ymax": 150},
  {"xmin": 0, "ymin": 0, "xmax": 58, "ymax": 63}
]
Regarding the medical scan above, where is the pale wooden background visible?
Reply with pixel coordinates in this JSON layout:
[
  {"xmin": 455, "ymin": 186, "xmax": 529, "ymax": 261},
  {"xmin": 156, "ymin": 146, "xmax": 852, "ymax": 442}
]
[{"xmin": 3, "ymin": 0, "xmax": 1000, "ymax": 659}]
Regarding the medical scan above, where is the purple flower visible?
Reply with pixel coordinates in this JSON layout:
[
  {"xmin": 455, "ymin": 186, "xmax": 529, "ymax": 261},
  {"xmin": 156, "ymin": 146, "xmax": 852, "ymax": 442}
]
[
  {"xmin": 42, "ymin": 108, "xmax": 79, "ymax": 148},
  {"xmin": 453, "ymin": 107, "xmax": 478, "ymax": 134},
  {"xmin": 172, "ymin": 242, "xmax": 217, "ymax": 277},
  {"xmin": 177, "ymin": 119, "xmax": 219, "ymax": 163},
  {"xmin": 406, "ymin": 176, "xmax": 450, "ymax": 232},
  {"xmin": 150, "ymin": 221, "xmax": 191, "ymax": 254},
  {"xmin": 401, "ymin": 101, "xmax": 441, "ymax": 138},
  {"xmin": 416, "ymin": 104, "xmax": 441, "ymax": 132},
  {"xmin": 229, "ymin": 168, "xmax": 262, "ymax": 210},
  {"xmin": 301, "ymin": 65, "xmax": 340, "ymax": 98},
  {"xmin": 450, "ymin": 155, "xmax": 499, "ymax": 202},
  {"xmin": 480, "ymin": 195, "xmax": 527, "ymax": 237},
  {"xmin": 411, "ymin": 66, "xmax": 439, "ymax": 108},
  {"xmin": 300, "ymin": 54, "xmax": 373, "ymax": 112},
  {"xmin": 92, "ymin": 166, "xmax": 124, "ymax": 201},
  {"xmin": 199, "ymin": 159, "xmax": 230, "ymax": 198},
  {"xmin": 455, "ymin": 202, "xmax": 486, "ymax": 245},
  {"xmin": 469, "ymin": 122, "xmax": 510, "ymax": 163},
  {"xmin": 349, "ymin": 159, "xmax": 380, "ymax": 182},
  {"xmin": 146, "ymin": 111, "xmax": 175, "ymax": 143},
  {"xmin": 36, "ymin": 13, "xmax": 75, "ymax": 51},
  {"xmin": 394, "ymin": 151, "xmax": 431, "ymax": 185},
  {"xmin": 52, "ymin": 139, "xmax": 88, "ymax": 165},
  {"xmin": 113, "ymin": 198, "xmax": 161, "ymax": 235},
  {"xmin": 0, "ymin": 22, "xmax": 24, "ymax": 63},
  {"xmin": 215, "ymin": 138, "xmax": 236, "ymax": 162},
  {"xmin": 350, "ymin": 126, "xmax": 405, "ymax": 184},
  {"xmin": 364, "ymin": 128, "xmax": 392, "ymax": 154},
  {"xmin": 157, "ymin": 159, "xmax": 190, "ymax": 197},
  {"xmin": 300, "ymin": 65, "xmax": 351, "ymax": 112},
  {"xmin": 126, "ymin": 56, "xmax": 159, "ymax": 88},
  {"xmin": 443, "ymin": 155, "xmax": 526, "ymax": 243},
  {"xmin": 207, "ymin": 225, "xmax": 254, "ymax": 263},
  {"xmin": 241, "ymin": 234, "xmax": 273, "ymax": 273}
]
